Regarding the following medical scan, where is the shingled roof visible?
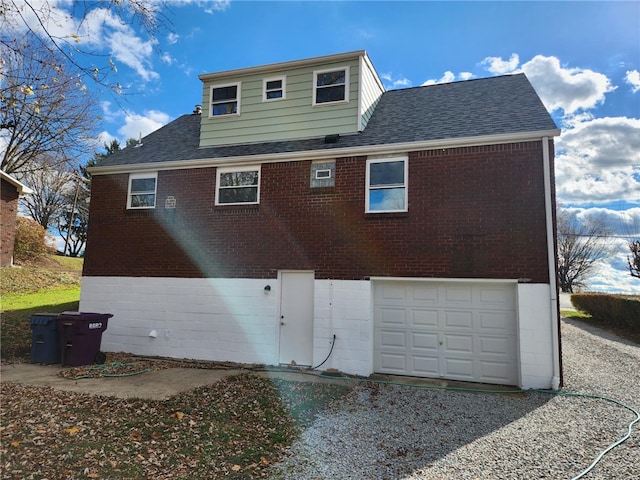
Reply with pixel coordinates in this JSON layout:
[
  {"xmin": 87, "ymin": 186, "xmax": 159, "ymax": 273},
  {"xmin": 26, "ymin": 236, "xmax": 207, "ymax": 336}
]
[{"xmin": 94, "ymin": 73, "xmax": 558, "ymax": 170}]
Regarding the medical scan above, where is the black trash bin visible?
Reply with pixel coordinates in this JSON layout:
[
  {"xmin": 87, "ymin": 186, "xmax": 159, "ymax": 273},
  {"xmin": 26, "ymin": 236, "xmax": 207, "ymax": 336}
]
[
  {"xmin": 58, "ymin": 312, "xmax": 112, "ymax": 367},
  {"xmin": 30, "ymin": 313, "xmax": 61, "ymax": 364}
]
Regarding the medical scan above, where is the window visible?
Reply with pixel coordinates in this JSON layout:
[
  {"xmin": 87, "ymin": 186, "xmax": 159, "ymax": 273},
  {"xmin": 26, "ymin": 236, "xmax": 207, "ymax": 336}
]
[
  {"xmin": 366, "ymin": 157, "xmax": 408, "ymax": 213},
  {"xmin": 127, "ymin": 172, "xmax": 157, "ymax": 209},
  {"xmin": 263, "ymin": 76, "xmax": 285, "ymax": 101},
  {"xmin": 313, "ymin": 67, "xmax": 349, "ymax": 105},
  {"xmin": 210, "ymin": 83, "xmax": 240, "ymax": 117},
  {"xmin": 216, "ymin": 166, "xmax": 260, "ymax": 205}
]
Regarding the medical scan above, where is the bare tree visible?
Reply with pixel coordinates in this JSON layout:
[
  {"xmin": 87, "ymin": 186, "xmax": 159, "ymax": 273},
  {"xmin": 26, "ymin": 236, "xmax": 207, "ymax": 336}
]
[
  {"xmin": 556, "ymin": 209, "xmax": 615, "ymax": 293},
  {"xmin": 18, "ymin": 156, "xmax": 74, "ymax": 229},
  {"xmin": 57, "ymin": 174, "xmax": 90, "ymax": 257},
  {"xmin": 628, "ymin": 241, "xmax": 640, "ymax": 279},
  {"xmin": 1, "ymin": 39, "xmax": 98, "ymax": 174},
  {"xmin": 0, "ymin": 0, "xmax": 171, "ymax": 96}
]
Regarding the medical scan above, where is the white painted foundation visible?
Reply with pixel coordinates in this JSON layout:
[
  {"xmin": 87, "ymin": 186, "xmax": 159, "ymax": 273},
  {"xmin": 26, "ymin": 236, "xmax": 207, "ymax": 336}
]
[{"xmin": 80, "ymin": 276, "xmax": 557, "ymax": 388}]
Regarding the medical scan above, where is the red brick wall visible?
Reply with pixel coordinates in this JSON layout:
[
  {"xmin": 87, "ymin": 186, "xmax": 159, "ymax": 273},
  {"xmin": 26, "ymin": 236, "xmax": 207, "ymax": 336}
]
[
  {"xmin": 83, "ymin": 141, "xmax": 554, "ymax": 283},
  {"xmin": 1, "ymin": 178, "xmax": 20, "ymax": 267}
]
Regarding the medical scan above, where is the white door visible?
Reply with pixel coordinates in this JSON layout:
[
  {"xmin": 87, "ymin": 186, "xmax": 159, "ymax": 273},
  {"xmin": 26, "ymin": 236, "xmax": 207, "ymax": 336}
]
[
  {"xmin": 279, "ymin": 271, "xmax": 314, "ymax": 366},
  {"xmin": 373, "ymin": 280, "xmax": 518, "ymax": 385}
]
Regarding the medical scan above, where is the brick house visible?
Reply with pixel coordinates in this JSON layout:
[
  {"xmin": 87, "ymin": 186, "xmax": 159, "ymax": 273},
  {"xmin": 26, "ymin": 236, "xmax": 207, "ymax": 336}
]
[
  {"xmin": 1, "ymin": 170, "xmax": 33, "ymax": 266},
  {"xmin": 81, "ymin": 51, "xmax": 562, "ymax": 388}
]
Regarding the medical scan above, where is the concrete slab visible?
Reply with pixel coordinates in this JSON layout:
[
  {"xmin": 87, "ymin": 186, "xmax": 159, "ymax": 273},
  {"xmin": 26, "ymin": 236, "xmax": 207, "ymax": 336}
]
[
  {"xmin": 0, "ymin": 363, "xmax": 244, "ymax": 400},
  {"xmin": 0, "ymin": 363, "xmax": 355, "ymax": 401}
]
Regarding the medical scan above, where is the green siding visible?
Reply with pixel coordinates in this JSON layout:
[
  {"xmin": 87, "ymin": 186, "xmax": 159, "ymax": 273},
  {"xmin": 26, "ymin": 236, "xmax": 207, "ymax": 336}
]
[{"xmin": 200, "ymin": 57, "xmax": 361, "ymax": 147}]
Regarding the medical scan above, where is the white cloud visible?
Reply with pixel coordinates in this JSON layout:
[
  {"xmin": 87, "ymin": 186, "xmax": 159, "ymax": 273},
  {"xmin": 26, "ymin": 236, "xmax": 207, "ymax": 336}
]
[
  {"xmin": 107, "ymin": 31, "xmax": 159, "ymax": 82},
  {"xmin": 118, "ymin": 110, "xmax": 170, "ymax": 143},
  {"xmin": 203, "ymin": 0, "xmax": 231, "ymax": 13},
  {"xmin": 421, "ymin": 71, "xmax": 474, "ymax": 86},
  {"xmin": 168, "ymin": 0, "xmax": 230, "ymax": 13},
  {"xmin": 567, "ymin": 207, "xmax": 640, "ymax": 236},
  {"xmin": 625, "ymin": 70, "xmax": 640, "ymax": 93},
  {"xmin": 481, "ymin": 53, "xmax": 520, "ymax": 74},
  {"xmin": 95, "ymin": 131, "xmax": 118, "ymax": 150},
  {"xmin": 481, "ymin": 54, "xmax": 615, "ymax": 114},
  {"xmin": 559, "ymin": 207, "xmax": 640, "ymax": 293},
  {"xmin": 167, "ymin": 32, "xmax": 180, "ymax": 45},
  {"xmin": 3, "ymin": 0, "xmax": 160, "ymax": 83},
  {"xmin": 381, "ymin": 73, "xmax": 412, "ymax": 89},
  {"xmin": 554, "ymin": 115, "xmax": 640, "ymax": 207},
  {"xmin": 392, "ymin": 77, "xmax": 411, "ymax": 87},
  {"xmin": 161, "ymin": 53, "xmax": 175, "ymax": 65},
  {"xmin": 521, "ymin": 56, "xmax": 615, "ymax": 114},
  {"xmin": 554, "ymin": 113, "xmax": 640, "ymax": 208},
  {"xmin": 97, "ymin": 104, "xmax": 170, "ymax": 146},
  {"xmin": 557, "ymin": 116, "xmax": 640, "ymax": 169},
  {"xmin": 589, "ymin": 250, "xmax": 640, "ymax": 293}
]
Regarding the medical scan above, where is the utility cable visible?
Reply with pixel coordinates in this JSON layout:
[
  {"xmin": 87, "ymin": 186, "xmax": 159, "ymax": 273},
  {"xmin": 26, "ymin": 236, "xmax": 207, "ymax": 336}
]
[{"xmin": 311, "ymin": 334, "xmax": 336, "ymax": 371}]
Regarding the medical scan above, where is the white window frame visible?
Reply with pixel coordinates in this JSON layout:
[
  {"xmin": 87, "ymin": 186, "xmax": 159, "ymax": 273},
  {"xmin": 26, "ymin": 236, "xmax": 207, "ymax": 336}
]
[
  {"xmin": 209, "ymin": 82, "xmax": 241, "ymax": 117},
  {"xmin": 127, "ymin": 172, "xmax": 157, "ymax": 209},
  {"xmin": 263, "ymin": 76, "xmax": 286, "ymax": 102},
  {"xmin": 313, "ymin": 66, "xmax": 350, "ymax": 106},
  {"xmin": 365, "ymin": 157, "xmax": 408, "ymax": 213},
  {"xmin": 215, "ymin": 165, "xmax": 261, "ymax": 206}
]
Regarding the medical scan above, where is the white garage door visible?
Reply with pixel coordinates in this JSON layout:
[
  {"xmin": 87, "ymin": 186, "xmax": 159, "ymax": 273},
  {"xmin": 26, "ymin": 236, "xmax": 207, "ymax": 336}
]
[{"xmin": 373, "ymin": 281, "xmax": 518, "ymax": 385}]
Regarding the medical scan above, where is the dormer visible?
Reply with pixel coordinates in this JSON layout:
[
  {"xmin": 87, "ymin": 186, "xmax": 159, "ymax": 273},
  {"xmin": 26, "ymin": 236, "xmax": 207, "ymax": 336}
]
[{"xmin": 197, "ymin": 50, "xmax": 385, "ymax": 148}]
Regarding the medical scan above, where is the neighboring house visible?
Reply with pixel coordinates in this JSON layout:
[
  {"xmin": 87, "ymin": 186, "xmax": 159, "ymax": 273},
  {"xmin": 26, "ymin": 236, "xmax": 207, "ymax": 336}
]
[
  {"xmin": 0, "ymin": 170, "xmax": 33, "ymax": 266},
  {"xmin": 81, "ymin": 51, "xmax": 562, "ymax": 389}
]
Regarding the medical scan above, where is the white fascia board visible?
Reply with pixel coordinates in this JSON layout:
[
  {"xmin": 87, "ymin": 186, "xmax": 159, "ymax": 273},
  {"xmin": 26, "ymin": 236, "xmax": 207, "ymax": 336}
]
[
  {"xmin": 199, "ymin": 50, "xmax": 366, "ymax": 82},
  {"xmin": 89, "ymin": 129, "xmax": 561, "ymax": 176},
  {"xmin": 362, "ymin": 53, "xmax": 386, "ymax": 93},
  {"xmin": 0, "ymin": 170, "xmax": 33, "ymax": 195}
]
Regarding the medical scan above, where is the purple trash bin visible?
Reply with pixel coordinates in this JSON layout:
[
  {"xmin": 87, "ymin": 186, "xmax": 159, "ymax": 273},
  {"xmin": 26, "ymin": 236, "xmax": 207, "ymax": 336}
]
[{"xmin": 58, "ymin": 312, "xmax": 113, "ymax": 367}]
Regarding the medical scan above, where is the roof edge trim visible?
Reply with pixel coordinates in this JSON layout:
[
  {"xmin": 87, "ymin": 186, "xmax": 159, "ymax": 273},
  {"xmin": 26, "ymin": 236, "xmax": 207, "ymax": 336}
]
[
  {"xmin": 0, "ymin": 170, "xmax": 33, "ymax": 195},
  {"xmin": 198, "ymin": 50, "xmax": 366, "ymax": 82},
  {"xmin": 89, "ymin": 129, "xmax": 561, "ymax": 175}
]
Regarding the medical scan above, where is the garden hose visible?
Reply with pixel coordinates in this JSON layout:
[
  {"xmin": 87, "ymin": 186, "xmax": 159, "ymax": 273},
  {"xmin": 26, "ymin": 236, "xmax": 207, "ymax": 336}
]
[
  {"xmin": 70, "ymin": 361, "xmax": 155, "ymax": 380},
  {"xmin": 279, "ymin": 369, "xmax": 639, "ymax": 480}
]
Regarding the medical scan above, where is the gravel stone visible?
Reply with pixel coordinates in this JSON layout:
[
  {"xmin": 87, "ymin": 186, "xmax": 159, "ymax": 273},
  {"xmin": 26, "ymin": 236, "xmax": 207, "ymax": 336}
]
[{"xmin": 270, "ymin": 320, "xmax": 640, "ymax": 479}]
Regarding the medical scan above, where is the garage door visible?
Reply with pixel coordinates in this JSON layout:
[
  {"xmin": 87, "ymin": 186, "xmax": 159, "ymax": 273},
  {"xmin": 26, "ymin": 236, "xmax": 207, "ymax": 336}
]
[{"xmin": 373, "ymin": 281, "xmax": 518, "ymax": 385}]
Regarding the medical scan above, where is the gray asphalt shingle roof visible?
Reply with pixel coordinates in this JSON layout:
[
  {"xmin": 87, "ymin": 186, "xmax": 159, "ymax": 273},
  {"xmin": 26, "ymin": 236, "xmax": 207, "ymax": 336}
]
[{"xmin": 96, "ymin": 73, "xmax": 558, "ymax": 168}]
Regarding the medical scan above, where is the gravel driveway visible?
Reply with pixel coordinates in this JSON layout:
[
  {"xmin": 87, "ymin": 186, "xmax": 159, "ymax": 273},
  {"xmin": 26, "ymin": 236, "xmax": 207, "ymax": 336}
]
[{"xmin": 270, "ymin": 320, "xmax": 639, "ymax": 479}]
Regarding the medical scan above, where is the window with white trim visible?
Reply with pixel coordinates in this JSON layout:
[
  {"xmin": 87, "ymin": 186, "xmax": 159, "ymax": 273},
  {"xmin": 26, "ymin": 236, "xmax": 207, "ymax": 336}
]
[
  {"xmin": 127, "ymin": 172, "xmax": 157, "ymax": 209},
  {"xmin": 210, "ymin": 83, "xmax": 240, "ymax": 117},
  {"xmin": 263, "ymin": 76, "xmax": 285, "ymax": 101},
  {"xmin": 366, "ymin": 157, "xmax": 408, "ymax": 213},
  {"xmin": 216, "ymin": 166, "xmax": 260, "ymax": 205},
  {"xmin": 313, "ymin": 67, "xmax": 349, "ymax": 105}
]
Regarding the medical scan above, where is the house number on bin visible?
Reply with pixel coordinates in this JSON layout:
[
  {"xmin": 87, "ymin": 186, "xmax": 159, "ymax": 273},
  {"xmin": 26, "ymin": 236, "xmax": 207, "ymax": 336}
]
[{"xmin": 88, "ymin": 322, "xmax": 103, "ymax": 329}]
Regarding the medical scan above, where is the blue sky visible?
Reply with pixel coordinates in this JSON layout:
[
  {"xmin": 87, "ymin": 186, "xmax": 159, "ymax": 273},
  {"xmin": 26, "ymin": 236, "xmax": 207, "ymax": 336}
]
[{"xmin": 6, "ymin": 0, "xmax": 640, "ymax": 292}]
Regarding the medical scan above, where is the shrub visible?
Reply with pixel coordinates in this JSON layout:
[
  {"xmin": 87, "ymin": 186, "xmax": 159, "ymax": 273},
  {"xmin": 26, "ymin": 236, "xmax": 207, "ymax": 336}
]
[
  {"xmin": 13, "ymin": 217, "xmax": 55, "ymax": 262},
  {"xmin": 571, "ymin": 293, "xmax": 640, "ymax": 332}
]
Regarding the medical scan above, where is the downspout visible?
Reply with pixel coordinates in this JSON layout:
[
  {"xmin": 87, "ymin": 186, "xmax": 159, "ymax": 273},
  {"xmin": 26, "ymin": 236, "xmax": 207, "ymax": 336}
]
[{"xmin": 543, "ymin": 136, "xmax": 561, "ymax": 390}]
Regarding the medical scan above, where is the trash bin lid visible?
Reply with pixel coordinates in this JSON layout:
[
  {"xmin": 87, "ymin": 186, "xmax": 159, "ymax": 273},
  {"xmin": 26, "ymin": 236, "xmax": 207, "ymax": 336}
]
[{"xmin": 30, "ymin": 314, "xmax": 59, "ymax": 325}]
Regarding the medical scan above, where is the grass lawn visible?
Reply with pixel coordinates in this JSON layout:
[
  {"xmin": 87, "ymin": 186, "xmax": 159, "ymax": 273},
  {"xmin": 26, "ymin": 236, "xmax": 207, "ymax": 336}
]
[
  {"xmin": 1, "ymin": 255, "xmax": 82, "ymax": 360},
  {"xmin": 0, "ymin": 255, "xmax": 351, "ymax": 479}
]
